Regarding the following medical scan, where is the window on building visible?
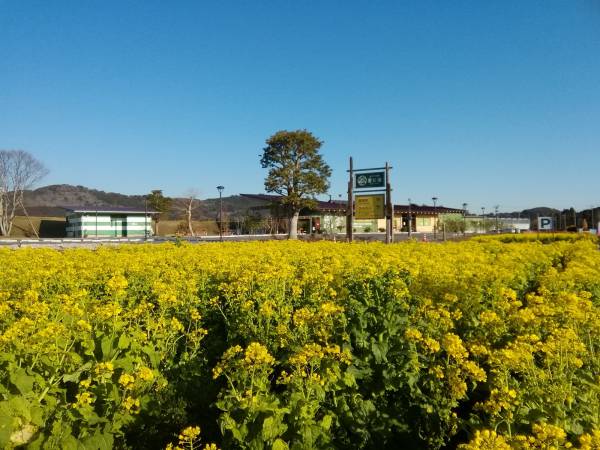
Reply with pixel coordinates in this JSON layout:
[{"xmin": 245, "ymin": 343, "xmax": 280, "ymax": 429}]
[{"xmin": 418, "ymin": 217, "xmax": 431, "ymax": 226}]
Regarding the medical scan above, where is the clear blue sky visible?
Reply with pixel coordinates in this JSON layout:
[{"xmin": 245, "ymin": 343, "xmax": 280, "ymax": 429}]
[{"xmin": 1, "ymin": 1, "xmax": 599, "ymax": 211}]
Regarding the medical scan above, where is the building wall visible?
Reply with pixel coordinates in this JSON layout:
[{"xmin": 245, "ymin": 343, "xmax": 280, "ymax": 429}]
[
  {"xmin": 315, "ymin": 214, "xmax": 440, "ymax": 233},
  {"xmin": 66, "ymin": 214, "xmax": 153, "ymax": 238},
  {"xmin": 396, "ymin": 215, "xmax": 438, "ymax": 232}
]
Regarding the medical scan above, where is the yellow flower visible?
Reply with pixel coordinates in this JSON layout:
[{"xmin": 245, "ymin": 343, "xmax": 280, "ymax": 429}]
[
  {"xmin": 244, "ymin": 342, "xmax": 275, "ymax": 366},
  {"xmin": 122, "ymin": 396, "xmax": 140, "ymax": 413},
  {"xmin": 119, "ymin": 373, "xmax": 136, "ymax": 389},
  {"xmin": 75, "ymin": 391, "xmax": 95, "ymax": 407},
  {"xmin": 405, "ymin": 328, "xmax": 423, "ymax": 341},
  {"xmin": 459, "ymin": 429, "xmax": 511, "ymax": 450},
  {"xmin": 137, "ymin": 366, "xmax": 154, "ymax": 382},
  {"xmin": 442, "ymin": 333, "xmax": 468, "ymax": 361},
  {"xmin": 94, "ymin": 361, "xmax": 114, "ymax": 378},
  {"xmin": 76, "ymin": 319, "xmax": 92, "ymax": 332},
  {"xmin": 178, "ymin": 425, "xmax": 201, "ymax": 442}
]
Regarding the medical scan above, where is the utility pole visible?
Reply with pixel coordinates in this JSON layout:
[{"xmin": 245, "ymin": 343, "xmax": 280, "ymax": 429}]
[
  {"xmin": 217, "ymin": 186, "xmax": 224, "ymax": 241},
  {"xmin": 481, "ymin": 207, "xmax": 486, "ymax": 233},
  {"xmin": 462, "ymin": 203, "xmax": 468, "ymax": 235},
  {"xmin": 385, "ymin": 162, "xmax": 392, "ymax": 244},
  {"xmin": 494, "ymin": 205, "xmax": 499, "ymax": 233},
  {"xmin": 408, "ymin": 198, "xmax": 412, "ymax": 238},
  {"xmin": 347, "ymin": 157, "xmax": 353, "ymax": 243},
  {"xmin": 432, "ymin": 197, "xmax": 438, "ymax": 240},
  {"xmin": 144, "ymin": 197, "xmax": 148, "ymax": 241}
]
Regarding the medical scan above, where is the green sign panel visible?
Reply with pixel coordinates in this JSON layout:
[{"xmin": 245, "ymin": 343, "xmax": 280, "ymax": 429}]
[{"xmin": 355, "ymin": 172, "xmax": 385, "ymax": 188}]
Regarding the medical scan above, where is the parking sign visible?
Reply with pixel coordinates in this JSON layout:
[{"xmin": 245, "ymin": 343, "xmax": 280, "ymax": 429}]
[{"xmin": 538, "ymin": 217, "xmax": 553, "ymax": 231}]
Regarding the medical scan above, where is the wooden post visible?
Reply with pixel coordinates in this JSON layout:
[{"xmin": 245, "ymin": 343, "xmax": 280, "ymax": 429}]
[
  {"xmin": 347, "ymin": 157, "xmax": 353, "ymax": 243},
  {"xmin": 385, "ymin": 162, "xmax": 392, "ymax": 244}
]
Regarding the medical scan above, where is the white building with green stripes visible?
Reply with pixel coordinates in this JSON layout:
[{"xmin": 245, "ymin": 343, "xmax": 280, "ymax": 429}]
[{"xmin": 65, "ymin": 208, "xmax": 155, "ymax": 238}]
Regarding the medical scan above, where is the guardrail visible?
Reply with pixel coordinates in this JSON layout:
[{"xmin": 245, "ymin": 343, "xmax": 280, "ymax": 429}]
[{"xmin": 0, "ymin": 234, "xmax": 290, "ymax": 248}]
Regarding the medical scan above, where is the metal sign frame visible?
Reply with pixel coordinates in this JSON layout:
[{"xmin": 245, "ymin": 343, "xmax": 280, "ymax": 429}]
[{"xmin": 346, "ymin": 158, "xmax": 393, "ymax": 243}]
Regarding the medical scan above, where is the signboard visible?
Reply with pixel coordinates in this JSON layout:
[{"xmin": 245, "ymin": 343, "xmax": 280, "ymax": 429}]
[
  {"xmin": 355, "ymin": 194, "xmax": 385, "ymax": 219},
  {"xmin": 355, "ymin": 172, "xmax": 385, "ymax": 188},
  {"xmin": 538, "ymin": 217, "xmax": 553, "ymax": 231}
]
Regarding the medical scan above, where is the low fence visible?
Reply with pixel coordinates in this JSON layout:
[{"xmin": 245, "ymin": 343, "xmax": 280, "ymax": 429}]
[{"xmin": 0, "ymin": 234, "xmax": 290, "ymax": 249}]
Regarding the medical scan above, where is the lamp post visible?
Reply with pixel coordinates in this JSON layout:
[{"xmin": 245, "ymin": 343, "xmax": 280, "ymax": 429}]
[
  {"xmin": 494, "ymin": 205, "xmax": 499, "ymax": 233},
  {"xmin": 217, "ymin": 186, "xmax": 224, "ymax": 241},
  {"xmin": 144, "ymin": 196, "xmax": 148, "ymax": 241},
  {"xmin": 407, "ymin": 198, "xmax": 412, "ymax": 238},
  {"xmin": 462, "ymin": 203, "xmax": 468, "ymax": 235},
  {"xmin": 432, "ymin": 197, "xmax": 438, "ymax": 240},
  {"xmin": 481, "ymin": 207, "xmax": 486, "ymax": 234}
]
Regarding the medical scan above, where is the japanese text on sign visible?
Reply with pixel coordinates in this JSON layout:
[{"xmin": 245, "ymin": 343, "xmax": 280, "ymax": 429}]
[{"xmin": 355, "ymin": 194, "xmax": 385, "ymax": 219}]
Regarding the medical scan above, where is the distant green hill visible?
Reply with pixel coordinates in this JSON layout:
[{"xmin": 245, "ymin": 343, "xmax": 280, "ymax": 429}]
[{"xmin": 21, "ymin": 184, "xmax": 266, "ymax": 220}]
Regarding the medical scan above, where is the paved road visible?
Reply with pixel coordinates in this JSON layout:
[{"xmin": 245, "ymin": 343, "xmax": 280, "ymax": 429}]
[{"xmin": 0, "ymin": 232, "xmax": 473, "ymax": 249}]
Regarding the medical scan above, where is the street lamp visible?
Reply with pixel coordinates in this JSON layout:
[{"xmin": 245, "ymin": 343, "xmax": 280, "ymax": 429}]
[
  {"xmin": 481, "ymin": 207, "xmax": 486, "ymax": 234},
  {"xmin": 144, "ymin": 196, "xmax": 148, "ymax": 241},
  {"xmin": 217, "ymin": 186, "xmax": 224, "ymax": 241},
  {"xmin": 408, "ymin": 198, "xmax": 412, "ymax": 238},
  {"xmin": 462, "ymin": 203, "xmax": 468, "ymax": 235},
  {"xmin": 432, "ymin": 197, "xmax": 438, "ymax": 240},
  {"xmin": 494, "ymin": 205, "xmax": 499, "ymax": 233}
]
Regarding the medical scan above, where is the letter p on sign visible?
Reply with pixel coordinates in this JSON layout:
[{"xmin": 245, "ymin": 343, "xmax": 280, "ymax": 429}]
[{"xmin": 538, "ymin": 217, "xmax": 553, "ymax": 230}]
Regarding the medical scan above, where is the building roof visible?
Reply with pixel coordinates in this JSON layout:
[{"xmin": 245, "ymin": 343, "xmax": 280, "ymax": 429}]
[
  {"xmin": 241, "ymin": 194, "xmax": 348, "ymax": 213},
  {"xmin": 62, "ymin": 206, "xmax": 158, "ymax": 214},
  {"xmin": 394, "ymin": 204, "xmax": 464, "ymax": 215},
  {"xmin": 240, "ymin": 194, "xmax": 465, "ymax": 215}
]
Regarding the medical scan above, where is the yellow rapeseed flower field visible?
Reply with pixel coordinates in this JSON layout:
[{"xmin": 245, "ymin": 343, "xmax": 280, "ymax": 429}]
[{"xmin": 0, "ymin": 236, "xmax": 598, "ymax": 449}]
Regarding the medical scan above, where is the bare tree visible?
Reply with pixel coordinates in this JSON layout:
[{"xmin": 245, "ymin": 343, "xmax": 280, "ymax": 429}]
[
  {"xmin": 0, "ymin": 150, "xmax": 48, "ymax": 236},
  {"xmin": 174, "ymin": 189, "xmax": 200, "ymax": 236}
]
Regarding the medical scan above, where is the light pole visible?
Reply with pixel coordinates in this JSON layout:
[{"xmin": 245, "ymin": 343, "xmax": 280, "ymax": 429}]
[
  {"xmin": 432, "ymin": 197, "xmax": 438, "ymax": 240},
  {"xmin": 144, "ymin": 196, "xmax": 148, "ymax": 241},
  {"xmin": 462, "ymin": 203, "xmax": 468, "ymax": 235},
  {"xmin": 217, "ymin": 186, "xmax": 224, "ymax": 241},
  {"xmin": 494, "ymin": 205, "xmax": 499, "ymax": 233},
  {"xmin": 408, "ymin": 198, "xmax": 412, "ymax": 238},
  {"xmin": 481, "ymin": 207, "xmax": 486, "ymax": 233}
]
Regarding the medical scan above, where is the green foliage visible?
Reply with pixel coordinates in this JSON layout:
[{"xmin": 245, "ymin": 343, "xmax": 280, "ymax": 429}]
[
  {"xmin": 0, "ymin": 240, "xmax": 599, "ymax": 448},
  {"xmin": 260, "ymin": 130, "xmax": 331, "ymax": 213},
  {"xmin": 147, "ymin": 190, "xmax": 172, "ymax": 217}
]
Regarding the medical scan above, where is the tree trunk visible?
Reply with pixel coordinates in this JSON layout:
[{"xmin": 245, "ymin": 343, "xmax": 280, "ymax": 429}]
[
  {"xmin": 288, "ymin": 211, "xmax": 300, "ymax": 239},
  {"xmin": 187, "ymin": 204, "xmax": 194, "ymax": 236}
]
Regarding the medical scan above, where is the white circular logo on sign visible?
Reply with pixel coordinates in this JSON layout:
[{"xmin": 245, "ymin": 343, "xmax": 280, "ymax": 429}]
[{"xmin": 357, "ymin": 175, "xmax": 367, "ymax": 186}]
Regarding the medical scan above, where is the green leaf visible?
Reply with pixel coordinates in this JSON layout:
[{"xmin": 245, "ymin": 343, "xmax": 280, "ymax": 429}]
[
  {"xmin": 63, "ymin": 362, "xmax": 93, "ymax": 383},
  {"xmin": 82, "ymin": 429, "xmax": 114, "ymax": 450},
  {"xmin": 117, "ymin": 334, "xmax": 130, "ymax": 350},
  {"xmin": 9, "ymin": 396, "xmax": 31, "ymax": 420},
  {"xmin": 320, "ymin": 414, "xmax": 332, "ymax": 430},
  {"xmin": 142, "ymin": 345, "xmax": 160, "ymax": 368},
  {"xmin": 101, "ymin": 336, "xmax": 114, "ymax": 359},
  {"xmin": 262, "ymin": 416, "xmax": 281, "ymax": 441},
  {"xmin": 9, "ymin": 367, "xmax": 34, "ymax": 394},
  {"xmin": 272, "ymin": 438, "xmax": 289, "ymax": 450}
]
